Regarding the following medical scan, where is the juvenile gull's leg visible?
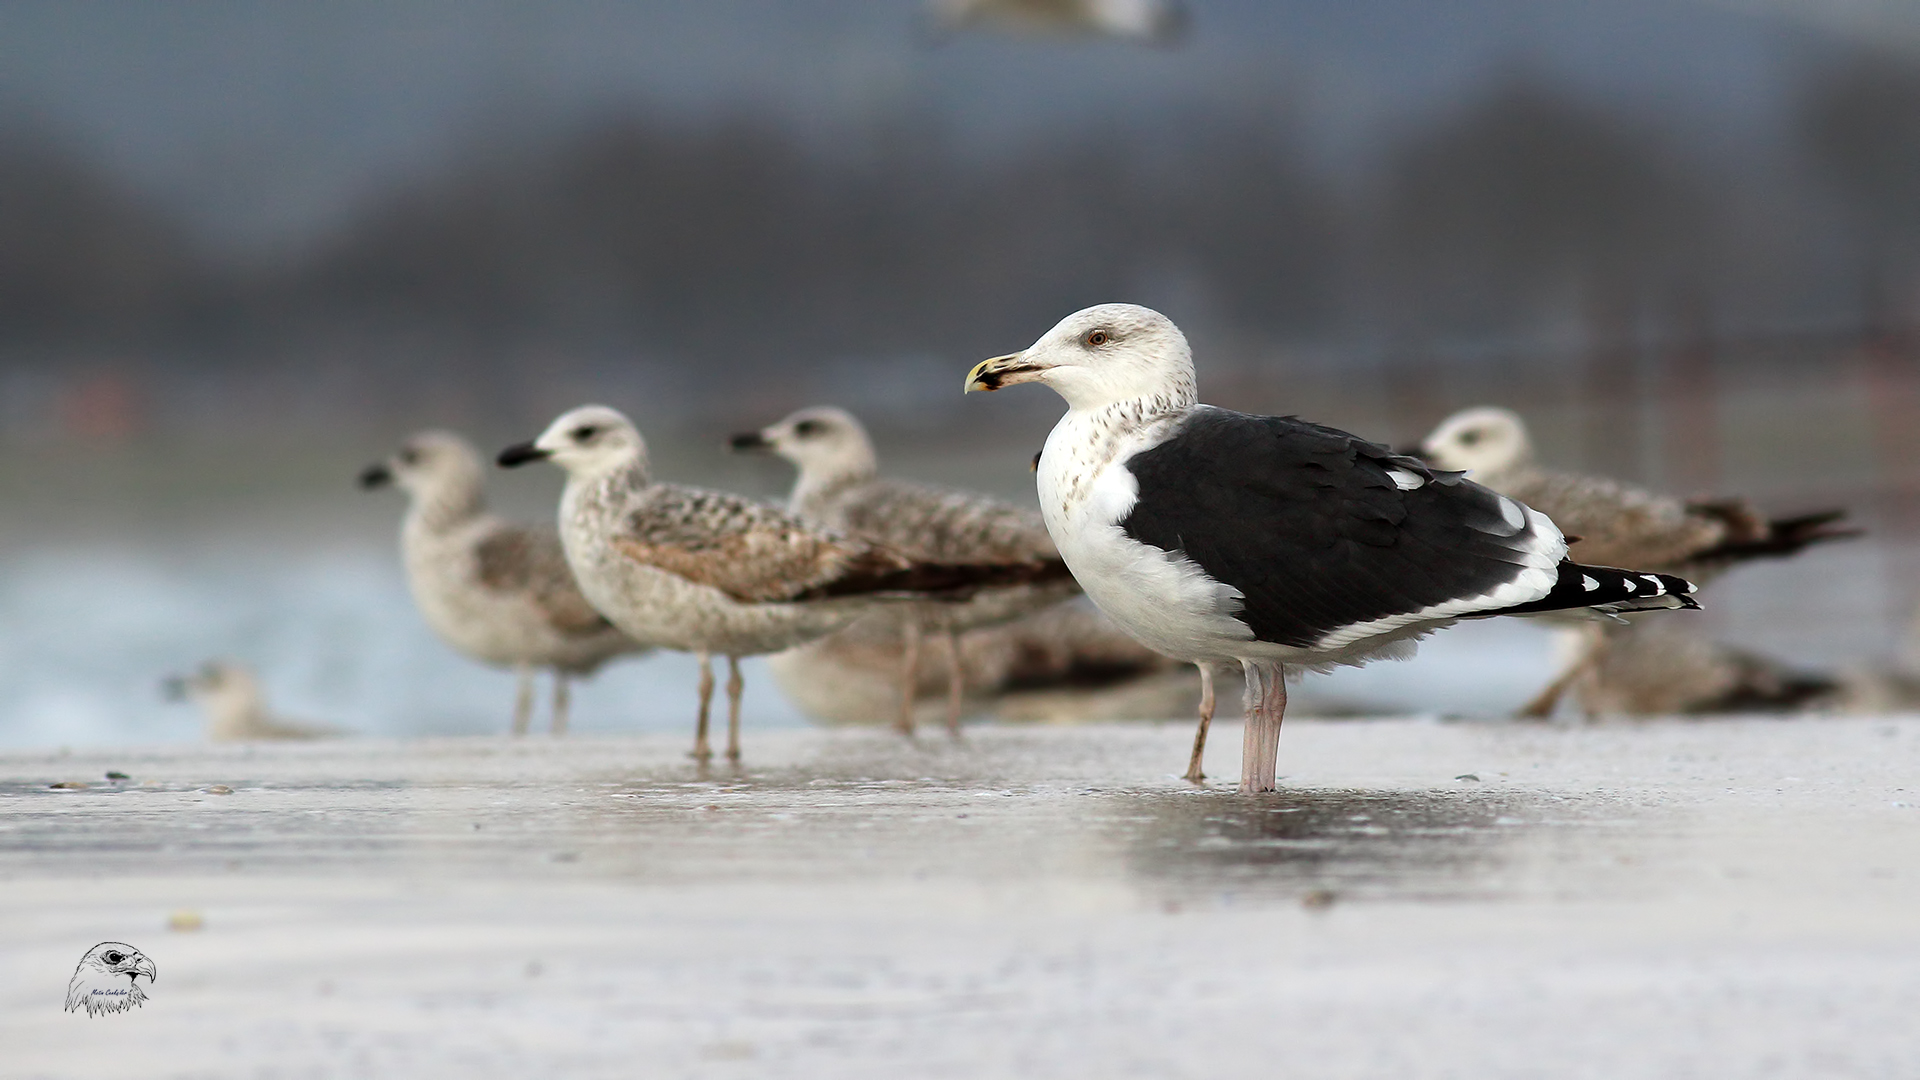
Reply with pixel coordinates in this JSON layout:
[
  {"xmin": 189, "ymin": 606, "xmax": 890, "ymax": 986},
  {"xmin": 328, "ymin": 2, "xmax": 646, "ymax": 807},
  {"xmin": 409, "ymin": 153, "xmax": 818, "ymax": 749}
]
[
  {"xmin": 1518, "ymin": 624, "xmax": 1605, "ymax": 719},
  {"xmin": 942, "ymin": 627, "xmax": 965, "ymax": 737},
  {"xmin": 551, "ymin": 673, "xmax": 571, "ymax": 737},
  {"xmin": 511, "ymin": 664, "xmax": 534, "ymax": 736},
  {"xmin": 1239, "ymin": 659, "xmax": 1287, "ymax": 794},
  {"xmin": 1184, "ymin": 663, "xmax": 1216, "ymax": 783},
  {"xmin": 725, "ymin": 656, "xmax": 744, "ymax": 763},
  {"xmin": 895, "ymin": 613, "xmax": 923, "ymax": 736},
  {"xmin": 692, "ymin": 651, "xmax": 715, "ymax": 762}
]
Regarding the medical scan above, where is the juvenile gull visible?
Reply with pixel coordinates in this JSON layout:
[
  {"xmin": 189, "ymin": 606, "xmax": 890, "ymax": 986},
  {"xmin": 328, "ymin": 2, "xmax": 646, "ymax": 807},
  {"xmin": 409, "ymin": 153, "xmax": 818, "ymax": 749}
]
[
  {"xmin": 965, "ymin": 303, "xmax": 1698, "ymax": 792},
  {"xmin": 1418, "ymin": 406, "xmax": 1857, "ymax": 716},
  {"xmin": 766, "ymin": 598, "xmax": 1177, "ymax": 727},
  {"xmin": 360, "ymin": 431, "xmax": 646, "ymax": 735},
  {"xmin": 731, "ymin": 406, "xmax": 1077, "ymax": 734},
  {"xmin": 499, "ymin": 405, "xmax": 1069, "ymax": 762},
  {"xmin": 163, "ymin": 660, "xmax": 338, "ymax": 741}
]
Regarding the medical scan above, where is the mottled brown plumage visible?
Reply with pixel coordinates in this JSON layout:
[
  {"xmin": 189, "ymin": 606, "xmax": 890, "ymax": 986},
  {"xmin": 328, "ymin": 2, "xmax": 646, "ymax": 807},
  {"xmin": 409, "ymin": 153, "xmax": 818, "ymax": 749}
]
[
  {"xmin": 473, "ymin": 526, "xmax": 618, "ymax": 639},
  {"xmin": 733, "ymin": 406, "xmax": 1080, "ymax": 734}
]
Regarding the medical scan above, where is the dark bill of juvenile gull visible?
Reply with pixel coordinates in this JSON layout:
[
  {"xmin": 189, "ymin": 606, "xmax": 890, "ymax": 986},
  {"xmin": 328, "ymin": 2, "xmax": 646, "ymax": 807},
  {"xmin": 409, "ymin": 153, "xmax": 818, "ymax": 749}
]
[{"xmin": 965, "ymin": 303, "xmax": 1697, "ymax": 793}]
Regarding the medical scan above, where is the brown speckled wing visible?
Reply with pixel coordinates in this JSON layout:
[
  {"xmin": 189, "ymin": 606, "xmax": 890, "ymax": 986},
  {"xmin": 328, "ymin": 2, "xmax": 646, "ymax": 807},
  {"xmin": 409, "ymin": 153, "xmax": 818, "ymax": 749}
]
[
  {"xmin": 830, "ymin": 479, "xmax": 1058, "ymax": 564},
  {"xmin": 475, "ymin": 524, "xmax": 617, "ymax": 637},
  {"xmin": 1504, "ymin": 471, "xmax": 1726, "ymax": 572},
  {"xmin": 612, "ymin": 486, "xmax": 895, "ymax": 604}
]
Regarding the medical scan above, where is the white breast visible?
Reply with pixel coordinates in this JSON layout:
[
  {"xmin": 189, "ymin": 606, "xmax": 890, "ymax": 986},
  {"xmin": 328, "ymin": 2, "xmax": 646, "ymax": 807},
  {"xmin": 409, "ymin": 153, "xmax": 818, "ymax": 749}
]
[{"xmin": 1035, "ymin": 410, "xmax": 1252, "ymax": 665}]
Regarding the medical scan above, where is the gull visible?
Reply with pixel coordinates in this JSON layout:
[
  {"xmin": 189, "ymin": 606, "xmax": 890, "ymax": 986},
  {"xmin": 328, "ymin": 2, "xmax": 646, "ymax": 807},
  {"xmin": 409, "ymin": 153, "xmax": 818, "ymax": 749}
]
[
  {"xmin": 766, "ymin": 598, "xmax": 1177, "ymax": 726},
  {"xmin": 965, "ymin": 303, "xmax": 1698, "ymax": 792},
  {"xmin": 163, "ymin": 660, "xmax": 338, "ymax": 741},
  {"xmin": 926, "ymin": 0, "xmax": 1188, "ymax": 45},
  {"xmin": 731, "ymin": 406, "xmax": 1076, "ymax": 734},
  {"xmin": 498, "ymin": 405, "xmax": 1068, "ymax": 762},
  {"xmin": 360, "ymin": 431, "xmax": 646, "ymax": 735},
  {"xmin": 1418, "ymin": 406, "xmax": 1856, "ymax": 716}
]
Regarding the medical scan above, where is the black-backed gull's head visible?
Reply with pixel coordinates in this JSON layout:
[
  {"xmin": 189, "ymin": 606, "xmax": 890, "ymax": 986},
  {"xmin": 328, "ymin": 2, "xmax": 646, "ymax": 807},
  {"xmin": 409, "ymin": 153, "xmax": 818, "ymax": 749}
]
[
  {"xmin": 965, "ymin": 303, "xmax": 1195, "ymax": 411},
  {"xmin": 499, "ymin": 405, "xmax": 647, "ymax": 479},
  {"xmin": 1420, "ymin": 407, "xmax": 1533, "ymax": 478},
  {"xmin": 359, "ymin": 430, "xmax": 484, "ymax": 500},
  {"xmin": 729, "ymin": 406, "xmax": 877, "ymax": 486}
]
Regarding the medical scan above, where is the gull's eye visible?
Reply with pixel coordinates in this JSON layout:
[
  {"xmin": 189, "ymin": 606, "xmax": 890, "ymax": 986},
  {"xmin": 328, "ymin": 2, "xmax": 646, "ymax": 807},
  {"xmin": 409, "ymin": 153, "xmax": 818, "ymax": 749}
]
[
  {"xmin": 103, "ymin": 951, "xmax": 123, "ymax": 964},
  {"xmin": 1460, "ymin": 430, "xmax": 1482, "ymax": 446},
  {"xmin": 1084, "ymin": 329, "xmax": 1110, "ymax": 347},
  {"xmin": 398, "ymin": 447, "xmax": 420, "ymax": 465},
  {"xmin": 571, "ymin": 425, "xmax": 600, "ymax": 442},
  {"xmin": 794, "ymin": 420, "xmax": 824, "ymax": 438}
]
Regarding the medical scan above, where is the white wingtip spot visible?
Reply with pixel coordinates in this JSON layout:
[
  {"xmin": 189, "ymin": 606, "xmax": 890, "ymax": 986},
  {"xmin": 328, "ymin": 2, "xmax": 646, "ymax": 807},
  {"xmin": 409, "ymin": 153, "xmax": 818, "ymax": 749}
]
[
  {"xmin": 1621, "ymin": 578, "xmax": 1637, "ymax": 593},
  {"xmin": 1582, "ymin": 575, "xmax": 1599, "ymax": 592},
  {"xmin": 1388, "ymin": 468, "xmax": 1425, "ymax": 491},
  {"xmin": 1642, "ymin": 574, "xmax": 1664, "ymax": 594},
  {"xmin": 1499, "ymin": 497, "xmax": 1526, "ymax": 532}
]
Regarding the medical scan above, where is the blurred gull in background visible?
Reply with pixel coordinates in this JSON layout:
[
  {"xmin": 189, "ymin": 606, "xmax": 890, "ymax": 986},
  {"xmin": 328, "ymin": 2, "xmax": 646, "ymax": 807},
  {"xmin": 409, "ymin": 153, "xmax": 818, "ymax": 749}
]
[
  {"xmin": 359, "ymin": 430, "xmax": 648, "ymax": 736},
  {"xmin": 732, "ymin": 406, "xmax": 1077, "ymax": 734},
  {"xmin": 1418, "ymin": 406, "xmax": 1859, "ymax": 717},
  {"xmin": 162, "ymin": 660, "xmax": 339, "ymax": 741}
]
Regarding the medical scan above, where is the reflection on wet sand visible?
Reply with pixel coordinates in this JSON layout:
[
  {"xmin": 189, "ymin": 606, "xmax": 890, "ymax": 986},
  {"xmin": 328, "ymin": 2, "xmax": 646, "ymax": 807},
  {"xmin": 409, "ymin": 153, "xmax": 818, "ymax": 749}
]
[{"xmin": 1118, "ymin": 788, "xmax": 1566, "ymax": 902}]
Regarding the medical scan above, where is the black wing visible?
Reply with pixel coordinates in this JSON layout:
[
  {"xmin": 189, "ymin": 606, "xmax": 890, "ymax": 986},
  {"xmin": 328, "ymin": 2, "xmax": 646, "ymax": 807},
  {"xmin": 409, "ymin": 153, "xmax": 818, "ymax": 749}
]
[{"xmin": 1119, "ymin": 408, "xmax": 1557, "ymax": 647}]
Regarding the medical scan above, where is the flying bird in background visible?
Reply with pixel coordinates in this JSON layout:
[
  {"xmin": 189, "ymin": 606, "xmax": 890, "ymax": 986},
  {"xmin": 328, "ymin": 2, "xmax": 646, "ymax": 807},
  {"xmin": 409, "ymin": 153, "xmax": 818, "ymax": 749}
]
[
  {"xmin": 925, "ymin": 0, "xmax": 1188, "ymax": 45},
  {"xmin": 65, "ymin": 942, "xmax": 156, "ymax": 1017}
]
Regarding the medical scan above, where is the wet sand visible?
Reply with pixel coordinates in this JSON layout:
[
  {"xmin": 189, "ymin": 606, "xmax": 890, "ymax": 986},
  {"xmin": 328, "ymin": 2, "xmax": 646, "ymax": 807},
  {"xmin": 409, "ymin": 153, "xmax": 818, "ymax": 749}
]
[{"xmin": 3, "ymin": 717, "xmax": 1918, "ymax": 1078}]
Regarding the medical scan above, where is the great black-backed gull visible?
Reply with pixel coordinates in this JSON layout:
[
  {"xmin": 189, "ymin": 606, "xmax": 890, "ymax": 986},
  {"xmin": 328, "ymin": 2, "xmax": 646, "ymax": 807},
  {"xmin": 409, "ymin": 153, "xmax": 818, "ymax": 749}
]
[
  {"xmin": 1418, "ymin": 406, "xmax": 1856, "ymax": 716},
  {"xmin": 926, "ymin": 0, "xmax": 1187, "ymax": 45},
  {"xmin": 499, "ymin": 405, "xmax": 1069, "ymax": 762},
  {"xmin": 731, "ymin": 406, "xmax": 1077, "ymax": 734},
  {"xmin": 965, "ymin": 303, "xmax": 1699, "ymax": 792},
  {"xmin": 163, "ymin": 661, "xmax": 338, "ymax": 741},
  {"xmin": 360, "ymin": 431, "xmax": 647, "ymax": 735}
]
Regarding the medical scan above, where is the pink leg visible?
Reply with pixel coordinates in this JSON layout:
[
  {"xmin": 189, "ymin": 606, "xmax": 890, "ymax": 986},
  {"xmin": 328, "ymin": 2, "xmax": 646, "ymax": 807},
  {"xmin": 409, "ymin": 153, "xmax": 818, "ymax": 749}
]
[
  {"xmin": 1239, "ymin": 660, "xmax": 1288, "ymax": 794},
  {"xmin": 1184, "ymin": 663, "xmax": 1215, "ymax": 783}
]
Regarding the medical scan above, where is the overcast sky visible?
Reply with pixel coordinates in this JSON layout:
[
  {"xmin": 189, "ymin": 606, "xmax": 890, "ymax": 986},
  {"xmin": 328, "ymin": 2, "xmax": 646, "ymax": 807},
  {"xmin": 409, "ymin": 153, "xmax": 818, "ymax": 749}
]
[{"xmin": 0, "ymin": 0, "xmax": 1883, "ymax": 256}]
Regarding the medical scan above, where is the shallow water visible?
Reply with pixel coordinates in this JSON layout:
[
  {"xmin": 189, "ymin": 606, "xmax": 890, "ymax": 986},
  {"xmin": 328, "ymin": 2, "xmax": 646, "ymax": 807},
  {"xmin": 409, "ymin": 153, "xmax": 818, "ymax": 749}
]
[
  {"xmin": 3, "ymin": 720, "xmax": 1916, "ymax": 1077},
  {"xmin": 0, "ymin": 537, "xmax": 1594, "ymax": 749}
]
